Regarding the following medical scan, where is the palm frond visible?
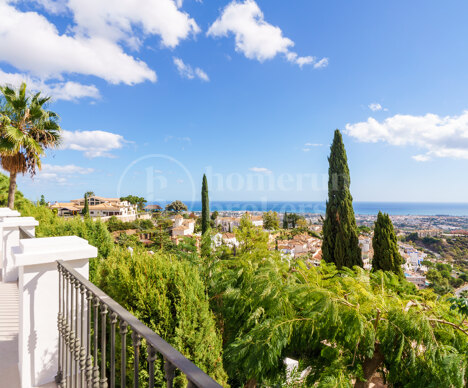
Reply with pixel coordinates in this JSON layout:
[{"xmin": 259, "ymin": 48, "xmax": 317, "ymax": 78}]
[
  {"xmin": 0, "ymin": 82, "xmax": 62, "ymax": 176},
  {"xmin": 0, "ymin": 153, "xmax": 27, "ymax": 174}
]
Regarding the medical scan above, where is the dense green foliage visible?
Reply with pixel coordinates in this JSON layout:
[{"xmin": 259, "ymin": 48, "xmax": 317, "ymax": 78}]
[
  {"xmin": 235, "ymin": 214, "xmax": 269, "ymax": 254},
  {"xmin": 282, "ymin": 212, "xmax": 304, "ymax": 229},
  {"xmin": 425, "ymin": 262, "xmax": 464, "ymax": 295},
  {"xmin": 372, "ymin": 212, "xmax": 404, "ymax": 276},
  {"xmin": 106, "ymin": 215, "xmax": 154, "ymax": 232},
  {"xmin": 16, "ymin": 197, "xmax": 468, "ymax": 387},
  {"xmin": 209, "ymin": 253, "xmax": 468, "ymax": 387},
  {"xmin": 201, "ymin": 174, "xmax": 210, "ymax": 235},
  {"xmin": 95, "ymin": 247, "xmax": 228, "ymax": 387},
  {"xmin": 449, "ymin": 296, "xmax": 468, "ymax": 322},
  {"xmin": 38, "ymin": 194, "xmax": 47, "ymax": 206},
  {"xmin": 166, "ymin": 200, "xmax": 188, "ymax": 212},
  {"xmin": 263, "ymin": 211, "xmax": 280, "ymax": 230},
  {"xmin": 357, "ymin": 225, "xmax": 371, "ymax": 235},
  {"xmin": 322, "ymin": 130, "xmax": 362, "ymax": 269}
]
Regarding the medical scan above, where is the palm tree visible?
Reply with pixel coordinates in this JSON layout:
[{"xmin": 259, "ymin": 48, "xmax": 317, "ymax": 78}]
[{"xmin": 0, "ymin": 83, "xmax": 61, "ymax": 209}]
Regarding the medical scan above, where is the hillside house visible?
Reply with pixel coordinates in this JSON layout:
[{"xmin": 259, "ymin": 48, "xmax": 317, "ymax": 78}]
[
  {"xmin": 171, "ymin": 215, "xmax": 196, "ymax": 237},
  {"xmin": 50, "ymin": 195, "xmax": 137, "ymax": 218}
]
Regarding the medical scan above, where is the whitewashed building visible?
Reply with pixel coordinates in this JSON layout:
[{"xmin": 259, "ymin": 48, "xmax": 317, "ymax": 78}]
[{"xmin": 171, "ymin": 215, "xmax": 196, "ymax": 237}]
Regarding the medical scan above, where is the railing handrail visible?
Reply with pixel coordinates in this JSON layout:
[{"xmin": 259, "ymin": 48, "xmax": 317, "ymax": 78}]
[
  {"xmin": 57, "ymin": 259, "xmax": 222, "ymax": 388},
  {"xmin": 19, "ymin": 226, "xmax": 35, "ymax": 239}
]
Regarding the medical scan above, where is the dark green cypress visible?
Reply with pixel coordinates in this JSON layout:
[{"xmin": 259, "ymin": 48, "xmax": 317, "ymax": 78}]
[
  {"xmin": 201, "ymin": 174, "xmax": 210, "ymax": 235},
  {"xmin": 82, "ymin": 192, "xmax": 89, "ymax": 217},
  {"xmin": 322, "ymin": 130, "xmax": 362, "ymax": 269},
  {"xmin": 372, "ymin": 212, "xmax": 404, "ymax": 276},
  {"xmin": 283, "ymin": 212, "xmax": 288, "ymax": 229}
]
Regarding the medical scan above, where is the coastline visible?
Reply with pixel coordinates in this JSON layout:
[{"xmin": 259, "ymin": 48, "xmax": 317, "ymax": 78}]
[{"xmin": 147, "ymin": 201, "xmax": 468, "ymax": 217}]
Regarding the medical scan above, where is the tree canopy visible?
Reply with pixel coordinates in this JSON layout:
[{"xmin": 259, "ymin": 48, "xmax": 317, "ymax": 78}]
[
  {"xmin": 322, "ymin": 129, "xmax": 362, "ymax": 269},
  {"xmin": 0, "ymin": 82, "xmax": 61, "ymax": 209},
  {"xmin": 209, "ymin": 254, "xmax": 468, "ymax": 387},
  {"xmin": 95, "ymin": 247, "xmax": 228, "ymax": 386},
  {"xmin": 165, "ymin": 200, "xmax": 188, "ymax": 212},
  {"xmin": 372, "ymin": 211, "xmax": 404, "ymax": 276},
  {"xmin": 263, "ymin": 211, "xmax": 280, "ymax": 230},
  {"xmin": 235, "ymin": 213, "xmax": 269, "ymax": 255}
]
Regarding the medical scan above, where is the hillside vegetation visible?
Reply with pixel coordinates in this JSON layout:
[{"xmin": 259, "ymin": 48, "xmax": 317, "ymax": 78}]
[
  {"xmin": 406, "ymin": 233, "xmax": 468, "ymax": 269},
  {"xmin": 5, "ymin": 173, "xmax": 468, "ymax": 387}
]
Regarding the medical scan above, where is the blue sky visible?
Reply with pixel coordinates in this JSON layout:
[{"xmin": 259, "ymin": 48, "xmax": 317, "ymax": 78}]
[{"xmin": 1, "ymin": 0, "xmax": 468, "ymax": 203}]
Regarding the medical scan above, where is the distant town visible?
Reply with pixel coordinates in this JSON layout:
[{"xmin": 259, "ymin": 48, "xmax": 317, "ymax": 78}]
[{"xmin": 48, "ymin": 195, "xmax": 468, "ymax": 294}]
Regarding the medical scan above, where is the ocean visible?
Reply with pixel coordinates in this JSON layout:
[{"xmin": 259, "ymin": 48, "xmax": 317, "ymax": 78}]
[{"xmin": 154, "ymin": 201, "xmax": 468, "ymax": 216}]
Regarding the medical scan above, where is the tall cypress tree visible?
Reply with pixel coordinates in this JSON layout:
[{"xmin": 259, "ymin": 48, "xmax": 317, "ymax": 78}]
[
  {"xmin": 372, "ymin": 212, "xmax": 404, "ymax": 276},
  {"xmin": 322, "ymin": 130, "xmax": 362, "ymax": 269},
  {"xmin": 82, "ymin": 192, "xmax": 89, "ymax": 217},
  {"xmin": 201, "ymin": 174, "xmax": 210, "ymax": 235},
  {"xmin": 283, "ymin": 212, "xmax": 288, "ymax": 229}
]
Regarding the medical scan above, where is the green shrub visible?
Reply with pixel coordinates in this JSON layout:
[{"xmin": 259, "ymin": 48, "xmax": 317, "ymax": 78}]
[{"xmin": 95, "ymin": 247, "xmax": 228, "ymax": 387}]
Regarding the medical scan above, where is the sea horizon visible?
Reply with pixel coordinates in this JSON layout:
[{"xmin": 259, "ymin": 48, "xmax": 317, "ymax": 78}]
[{"xmin": 146, "ymin": 201, "xmax": 468, "ymax": 216}]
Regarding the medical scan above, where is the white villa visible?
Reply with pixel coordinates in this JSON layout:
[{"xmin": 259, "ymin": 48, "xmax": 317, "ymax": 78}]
[
  {"xmin": 399, "ymin": 243, "xmax": 427, "ymax": 272},
  {"xmin": 216, "ymin": 216, "xmax": 241, "ymax": 232},
  {"xmin": 213, "ymin": 232, "xmax": 239, "ymax": 248},
  {"xmin": 50, "ymin": 195, "xmax": 138, "ymax": 218},
  {"xmin": 404, "ymin": 273, "xmax": 428, "ymax": 288},
  {"xmin": 171, "ymin": 215, "xmax": 196, "ymax": 237},
  {"xmin": 216, "ymin": 213, "xmax": 263, "ymax": 232},
  {"xmin": 359, "ymin": 236, "xmax": 373, "ymax": 270}
]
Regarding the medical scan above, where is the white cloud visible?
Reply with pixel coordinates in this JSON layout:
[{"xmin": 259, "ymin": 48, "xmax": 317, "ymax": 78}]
[
  {"xmin": 368, "ymin": 103, "xmax": 382, "ymax": 112},
  {"xmin": 30, "ymin": 0, "xmax": 68, "ymax": 14},
  {"xmin": 67, "ymin": 0, "xmax": 199, "ymax": 49},
  {"xmin": 313, "ymin": 58, "xmax": 329, "ymax": 69},
  {"xmin": 207, "ymin": 0, "xmax": 327, "ymax": 68},
  {"xmin": 0, "ymin": 0, "xmax": 201, "ymax": 98},
  {"xmin": 412, "ymin": 154, "xmax": 431, "ymax": 162},
  {"xmin": 345, "ymin": 110, "xmax": 468, "ymax": 161},
  {"xmin": 0, "ymin": 69, "xmax": 99, "ymax": 100},
  {"xmin": 34, "ymin": 163, "xmax": 94, "ymax": 184},
  {"xmin": 61, "ymin": 130, "xmax": 127, "ymax": 158},
  {"xmin": 285, "ymin": 52, "xmax": 314, "ymax": 68},
  {"xmin": 173, "ymin": 57, "xmax": 209, "ymax": 81},
  {"xmin": 173, "ymin": 58, "xmax": 194, "ymax": 79},
  {"xmin": 249, "ymin": 167, "xmax": 272, "ymax": 174},
  {"xmin": 303, "ymin": 143, "xmax": 322, "ymax": 152},
  {"xmin": 47, "ymin": 81, "xmax": 100, "ymax": 101},
  {"xmin": 0, "ymin": 2, "xmax": 157, "ymax": 85},
  {"xmin": 41, "ymin": 164, "xmax": 94, "ymax": 174},
  {"xmin": 164, "ymin": 135, "xmax": 192, "ymax": 142},
  {"xmin": 195, "ymin": 68, "xmax": 210, "ymax": 82},
  {"xmin": 34, "ymin": 172, "xmax": 67, "ymax": 184}
]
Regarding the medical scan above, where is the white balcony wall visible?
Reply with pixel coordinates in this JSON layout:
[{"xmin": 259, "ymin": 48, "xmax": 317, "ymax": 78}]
[{"xmin": 1, "ymin": 217, "xmax": 38, "ymax": 282}]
